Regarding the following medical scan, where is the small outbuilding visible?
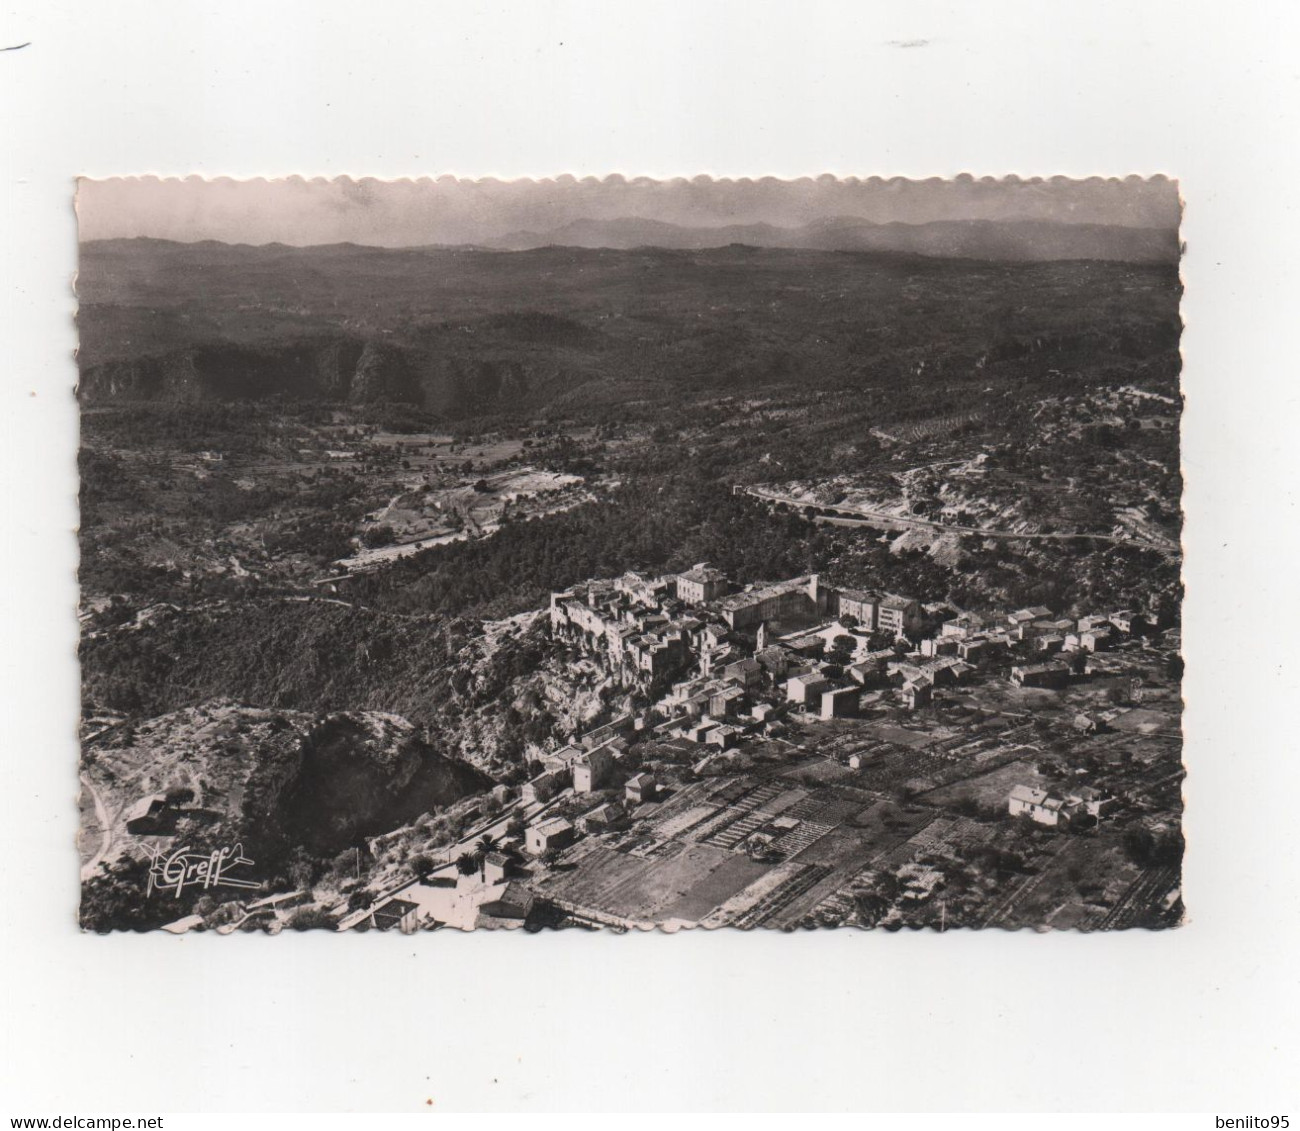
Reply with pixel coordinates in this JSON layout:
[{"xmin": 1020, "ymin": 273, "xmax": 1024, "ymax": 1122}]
[
  {"xmin": 526, "ymin": 817, "xmax": 576, "ymax": 856},
  {"xmin": 625, "ymin": 773, "xmax": 657, "ymax": 804}
]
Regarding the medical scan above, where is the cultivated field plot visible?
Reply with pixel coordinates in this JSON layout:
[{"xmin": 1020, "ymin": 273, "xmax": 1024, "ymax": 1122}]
[
  {"xmin": 536, "ymin": 841, "xmax": 770, "ymax": 925},
  {"xmin": 1109, "ymin": 706, "xmax": 1180, "ymax": 735},
  {"xmin": 1090, "ymin": 745, "xmax": 1185, "ymax": 811},
  {"xmin": 1081, "ymin": 863, "xmax": 1181, "ymax": 931},
  {"xmin": 783, "ymin": 789, "xmax": 873, "ymax": 826},
  {"xmin": 654, "ymin": 851, "xmax": 773, "ymax": 922},
  {"xmin": 854, "ymin": 723, "xmax": 937, "ymax": 749},
  {"xmin": 840, "ymin": 747, "xmax": 956, "ymax": 794},
  {"xmin": 981, "ymin": 836, "xmax": 1144, "ymax": 930},
  {"xmin": 318, "ymin": 428, "xmax": 534, "ymax": 470},
  {"xmin": 839, "ymin": 796, "xmax": 934, "ymax": 837},
  {"xmin": 902, "ymin": 814, "xmax": 1000, "ymax": 857},
  {"xmin": 782, "ymin": 757, "xmax": 855, "ymax": 785},
  {"xmin": 731, "ymin": 863, "xmax": 836, "ymax": 929},
  {"xmin": 754, "ymin": 787, "xmax": 811, "ymax": 819},
  {"xmin": 957, "ymin": 683, "xmax": 1066, "ymax": 713},
  {"xmin": 686, "ymin": 781, "xmax": 792, "ymax": 844},
  {"xmin": 875, "ymin": 410, "xmax": 985, "ymax": 444},
  {"xmin": 918, "ymin": 758, "xmax": 1047, "ymax": 810},
  {"xmin": 698, "ymin": 862, "xmax": 806, "ymax": 928},
  {"xmin": 762, "ymin": 831, "xmax": 876, "ymax": 927},
  {"xmin": 636, "ymin": 781, "xmax": 721, "ymax": 833},
  {"xmin": 784, "ymin": 825, "xmax": 875, "ymax": 869}
]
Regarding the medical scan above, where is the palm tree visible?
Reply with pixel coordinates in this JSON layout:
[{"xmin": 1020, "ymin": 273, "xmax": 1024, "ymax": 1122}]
[
  {"xmin": 475, "ymin": 835, "xmax": 499, "ymax": 880},
  {"xmin": 455, "ymin": 852, "xmax": 477, "ymax": 877}
]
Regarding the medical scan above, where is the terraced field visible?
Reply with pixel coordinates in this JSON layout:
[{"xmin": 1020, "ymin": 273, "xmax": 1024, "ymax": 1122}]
[{"xmin": 534, "ymin": 840, "xmax": 771, "ymax": 926}]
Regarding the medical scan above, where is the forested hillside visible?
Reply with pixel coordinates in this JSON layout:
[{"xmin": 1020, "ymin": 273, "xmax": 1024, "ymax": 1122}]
[{"xmin": 78, "ymin": 240, "xmax": 1181, "ymax": 421}]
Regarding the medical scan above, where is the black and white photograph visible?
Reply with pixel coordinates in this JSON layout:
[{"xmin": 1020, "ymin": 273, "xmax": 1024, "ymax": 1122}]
[
  {"xmin": 10, "ymin": 0, "xmax": 1300, "ymax": 1117},
  {"xmin": 75, "ymin": 174, "xmax": 1185, "ymax": 934}
]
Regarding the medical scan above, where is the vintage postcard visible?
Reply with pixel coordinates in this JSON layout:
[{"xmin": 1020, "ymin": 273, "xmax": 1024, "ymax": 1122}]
[{"xmin": 75, "ymin": 175, "xmax": 1184, "ymax": 933}]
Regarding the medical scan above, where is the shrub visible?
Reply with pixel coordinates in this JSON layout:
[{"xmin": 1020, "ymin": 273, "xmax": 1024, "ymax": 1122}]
[{"xmin": 286, "ymin": 907, "xmax": 335, "ymax": 931}]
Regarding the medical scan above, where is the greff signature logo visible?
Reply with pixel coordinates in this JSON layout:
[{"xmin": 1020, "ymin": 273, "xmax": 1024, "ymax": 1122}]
[{"xmin": 141, "ymin": 842, "xmax": 261, "ymax": 898}]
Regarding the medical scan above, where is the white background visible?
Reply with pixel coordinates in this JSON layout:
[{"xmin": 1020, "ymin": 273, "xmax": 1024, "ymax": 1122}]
[{"xmin": 3, "ymin": 0, "xmax": 1298, "ymax": 1114}]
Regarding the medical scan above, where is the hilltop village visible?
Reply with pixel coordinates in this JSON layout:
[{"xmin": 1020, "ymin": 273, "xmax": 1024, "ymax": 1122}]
[
  {"xmin": 167, "ymin": 560, "xmax": 1180, "ymax": 935},
  {"xmin": 532, "ymin": 566, "xmax": 1177, "ymax": 877},
  {"xmin": 75, "ymin": 233, "xmax": 1184, "ymax": 935}
]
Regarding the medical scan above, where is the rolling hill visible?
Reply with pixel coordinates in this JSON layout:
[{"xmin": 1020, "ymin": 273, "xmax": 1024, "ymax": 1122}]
[
  {"xmin": 483, "ymin": 216, "xmax": 1180, "ymax": 262},
  {"xmin": 76, "ymin": 238, "xmax": 1182, "ymax": 416}
]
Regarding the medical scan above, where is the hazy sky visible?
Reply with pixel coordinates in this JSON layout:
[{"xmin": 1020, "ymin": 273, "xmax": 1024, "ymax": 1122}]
[{"xmin": 77, "ymin": 175, "xmax": 1181, "ymax": 247}]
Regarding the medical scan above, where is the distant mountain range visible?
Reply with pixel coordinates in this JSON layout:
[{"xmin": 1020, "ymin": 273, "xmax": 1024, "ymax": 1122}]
[
  {"xmin": 480, "ymin": 216, "xmax": 1180, "ymax": 262},
  {"xmin": 81, "ymin": 215, "xmax": 1181, "ymax": 265}
]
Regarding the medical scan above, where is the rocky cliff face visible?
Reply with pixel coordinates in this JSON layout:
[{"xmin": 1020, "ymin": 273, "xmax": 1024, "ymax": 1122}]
[
  {"xmin": 76, "ymin": 336, "xmax": 556, "ymax": 415},
  {"xmin": 81, "ymin": 703, "xmax": 492, "ymax": 876},
  {"xmin": 275, "ymin": 711, "xmax": 490, "ymax": 855},
  {"xmin": 77, "ymin": 338, "xmax": 382, "ymax": 404},
  {"xmin": 348, "ymin": 340, "xmax": 419, "ymax": 404}
]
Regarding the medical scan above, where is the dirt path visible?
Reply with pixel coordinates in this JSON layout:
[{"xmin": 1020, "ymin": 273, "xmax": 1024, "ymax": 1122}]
[{"xmin": 79, "ymin": 775, "xmax": 114, "ymax": 879}]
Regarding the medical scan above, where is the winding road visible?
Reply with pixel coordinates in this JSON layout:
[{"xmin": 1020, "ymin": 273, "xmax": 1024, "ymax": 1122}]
[{"xmin": 739, "ymin": 485, "xmax": 1178, "ymax": 553}]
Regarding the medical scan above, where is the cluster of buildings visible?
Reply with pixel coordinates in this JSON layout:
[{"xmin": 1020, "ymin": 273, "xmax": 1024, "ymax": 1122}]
[
  {"xmin": 510, "ymin": 712, "xmax": 665, "ymax": 856},
  {"xmin": 930, "ymin": 605, "xmax": 1143, "ymax": 690},
  {"xmin": 545, "ymin": 567, "xmax": 948, "ymax": 783},
  {"xmin": 549, "ymin": 567, "xmax": 1153, "ymax": 756},
  {"xmin": 548, "ymin": 567, "xmax": 926, "ymax": 691},
  {"xmin": 549, "ymin": 574, "xmax": 693, "ymax": 686},
  {"xmin": 533, "ymin": 565, "xmax": 1157, "ymax": 845},
  {"xmin": 1008, "ymin": 783, "xmax": 1117, "ymax": 828},
  {"xmin": 520, "ymin": 775, "xmax": 660, "ymax": 857}
]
